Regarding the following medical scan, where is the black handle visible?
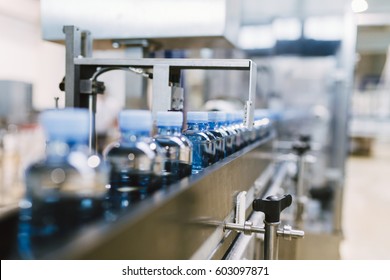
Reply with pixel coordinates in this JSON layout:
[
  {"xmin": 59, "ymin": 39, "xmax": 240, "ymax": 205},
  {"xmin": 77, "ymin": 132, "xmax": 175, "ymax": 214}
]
[
  {"xmin": 292, "ymin": 134, "xmax": 311, "ymax": 155},
  {"xmin": 253, "ymin": 194, "xmax": 292, "ymax": 223},
  {"xmin": 292, "ymin": 141, "xmax": 310, "ymax": 156}
]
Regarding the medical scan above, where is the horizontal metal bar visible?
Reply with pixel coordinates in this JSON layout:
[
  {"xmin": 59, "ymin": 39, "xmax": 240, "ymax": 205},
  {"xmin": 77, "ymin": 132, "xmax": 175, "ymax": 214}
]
[
  {"xmin": 278, "ymin": 225, "xmax": 304, "ymax": 240},
  {"xmin": 74, "ymin": 58, "xmax": 252, "ymax": 70},
  {"xmin": 225, "ymin": 223, "xmax": 304, "ymax": 239},
  {"xmin": 225, "ymin": 222, "xmax": 265, "ymax": 234}
]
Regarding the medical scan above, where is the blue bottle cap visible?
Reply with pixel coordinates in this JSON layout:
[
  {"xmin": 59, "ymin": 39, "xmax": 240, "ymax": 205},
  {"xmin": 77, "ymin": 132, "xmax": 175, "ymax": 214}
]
[
  {"xmin": 39, "ymin": 108, "xmax": 89, "ymax": 143},
  {"xmin": 208, "ymin": 111, "xmax": 226, "ymax": 122},
  {"xmin": 226, "ymin": 112, "xmax": 236, "ymax": 122},
  {"xmin": 156, "ymin": 111, "xmax": 183, "ymax": 127},
  {"xmin": 119, "ymin": 110, "xmax": 152, "ymax": 132},
  {"xmin": 187, "ymin": 111, "xmax": 208, "ymax": 122}
]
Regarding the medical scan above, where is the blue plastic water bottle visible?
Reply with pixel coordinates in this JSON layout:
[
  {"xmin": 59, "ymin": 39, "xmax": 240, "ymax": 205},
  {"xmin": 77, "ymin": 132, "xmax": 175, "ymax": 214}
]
[
  {"xmin": 153, "ymin": 111, "xmax": 192, "ymax": 185},
  {"xmin": 254, "ymin": 109, "xmax": 272, "ymax": 140},
  {"xmin": 225, "ymin": 112, "xmax": 239, "ymax": 154},
  {"xmin": 207, "ymin": 111, "xmax": 228, "ymax": 160},
  {"xmin": 184, "ymin": 111, "xmax": 216, "ymax": 173},
  {"xmin": 18, "ymin": 108, "xmax": 108, "ymax": 259},
  {"xmin": 235, "ymin": 110, "xmax": 251, "ymax": 148},
  {"xmin": 103, "ymin": 110, "xmax": 163, "ymax": 217}
]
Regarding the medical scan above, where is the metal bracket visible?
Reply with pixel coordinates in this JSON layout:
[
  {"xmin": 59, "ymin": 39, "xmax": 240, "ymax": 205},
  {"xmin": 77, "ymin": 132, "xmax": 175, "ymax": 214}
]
[
  {"xmin": 79, "ymin": 80, "xmax": 105, "ymax": 95},
  {"xmin": 62, "ymin": 25, "xmax": 257, "ymax": 152},
  {"xmin": 171, "ymin": 84, "xmax": 184, "ymax": 111}
]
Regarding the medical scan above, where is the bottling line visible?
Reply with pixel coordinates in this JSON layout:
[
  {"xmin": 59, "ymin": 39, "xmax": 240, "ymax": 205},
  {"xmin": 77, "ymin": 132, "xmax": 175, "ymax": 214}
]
[{"xmin": 0, "ymin": 0, "xmax": 356, "ymax": 260}]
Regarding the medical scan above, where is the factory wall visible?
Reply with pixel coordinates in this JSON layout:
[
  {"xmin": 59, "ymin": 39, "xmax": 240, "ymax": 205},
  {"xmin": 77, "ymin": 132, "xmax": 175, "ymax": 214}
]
[{"xmin": 0, "ymin": 0, "xmax": 64, "ymax": 110}]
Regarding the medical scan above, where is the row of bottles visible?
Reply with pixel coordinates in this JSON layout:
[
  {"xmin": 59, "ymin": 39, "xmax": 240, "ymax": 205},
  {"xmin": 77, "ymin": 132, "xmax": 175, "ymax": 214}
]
[{"xmin": 17, "ymin": 108, "xmax": 273, "ymax": 258}]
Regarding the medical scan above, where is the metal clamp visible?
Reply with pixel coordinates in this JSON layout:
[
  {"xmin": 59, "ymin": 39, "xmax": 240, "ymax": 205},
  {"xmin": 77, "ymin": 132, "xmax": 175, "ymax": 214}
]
[
  {"xmin": 278, "ymin": 224, "xmax": 305, "ymax": 241},
  {"xmin": 224, "ymin": 192, "xmax": 304, "ymax": 260}
]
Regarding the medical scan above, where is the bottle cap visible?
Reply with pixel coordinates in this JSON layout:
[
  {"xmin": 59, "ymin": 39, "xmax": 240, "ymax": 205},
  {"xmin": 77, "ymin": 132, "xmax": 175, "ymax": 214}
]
[
  {"xmin": 187, "ymin": 111, "xmax": 208, "ymax": 122},
  {"xmin": 226, "ymin": 112, "xmax": 235, "ymax": 122},
  {"xmin": 119, "ymin": 110, "xmax": 152, "ymax": 132},
  {"xmin": 156, "ymin": 111, "xmax": 183, "ymax": 127},
  {"xmin": 208, "ymin": 111, "xmax": 226, "ymax": 122},
  {"xmin": 39, "ymin": 108, "xmax": 89, "ymax": 143}
]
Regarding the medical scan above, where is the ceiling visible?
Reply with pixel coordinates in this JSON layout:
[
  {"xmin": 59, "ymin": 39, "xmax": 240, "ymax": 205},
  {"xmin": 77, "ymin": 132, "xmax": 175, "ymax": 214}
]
[
  {"xmin": 242, "ymin": 0, "xmax": 390, "ymax": 24},
  {"xmin": 35, "ymin": 0, "xmax": 390, "ymax": 54},
  {"xmin": 242, "ymin": 0, "xmax": 350, "ymax": 25},
  {"xmin": 241, "ymin": 0, "xmax": 390, "ymax": 54}
]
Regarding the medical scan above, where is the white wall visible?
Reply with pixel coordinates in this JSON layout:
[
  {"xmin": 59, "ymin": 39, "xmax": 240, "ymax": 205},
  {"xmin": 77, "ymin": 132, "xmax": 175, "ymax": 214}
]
[{"xmin": 0, "ymin": 0, "xmax": 65, "ymax": 110}]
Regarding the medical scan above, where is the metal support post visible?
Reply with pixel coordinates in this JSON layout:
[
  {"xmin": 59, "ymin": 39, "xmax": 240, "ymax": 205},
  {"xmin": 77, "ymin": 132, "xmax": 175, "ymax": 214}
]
[
  {"xmin": 263, "ymin": 221, "xmax": 279, "ymax": 260},
  {"xmin": 81, "ymin": 30, "xmax": 96, "ymax": 153},
  {"xmin": 292, "ymin": 135, "xmax": 311, "ymax": 228},
  {"xmin": 252, "ymin": 194, "xmax": 300, "ymax": 260},
  {"xmin": 63, "ymin": 26, "xmax": 82, "ymax": 108},
  {"xmin": 244, "ymin": 61, "xmax": 256, "ymax": 129},
  {"xmin": 63, "ymin": 26, "xmax": 97, "ymax": 154},
  {"xmin": 151, "ymin": 64, "xmax": 171, "ymax": 122}
]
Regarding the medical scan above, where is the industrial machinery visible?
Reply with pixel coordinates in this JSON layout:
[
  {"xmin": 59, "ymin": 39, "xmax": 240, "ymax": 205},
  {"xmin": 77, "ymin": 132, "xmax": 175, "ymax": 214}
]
[
  {"xmin": 0, "ymin": 25, "xmax": 307, "ymax": 260},
  {"xmin": 0, "ymin": 0, "xmax": 356, "ymax": 260}
]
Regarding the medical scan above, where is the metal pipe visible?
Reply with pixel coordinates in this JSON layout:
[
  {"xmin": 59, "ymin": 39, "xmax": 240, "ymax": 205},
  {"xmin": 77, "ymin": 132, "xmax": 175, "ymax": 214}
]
[
  {"xmin": 295, "ymin": 155, "xmax": 306, "ymax": 227},
  {"xmin": 264, "ymin": 221, "xmax": 279, "ymax": 260},
  {"xmin": 244, "ymin": 60, "xmax": 256, "ymax": 129},
  {"xmin": 224, "ymin": 222, "xmax": 265, "ymax": 235},
  {"xmin": 297, "ymin": 156, "xmax": 306, "ymax": 198},
  {"xmin": 88, "ymin": 94, "xmax": 97, "ymax": 154},
  {"xmin": 224, "ymin": 222, "xmax": 304, "ymax": 240}
]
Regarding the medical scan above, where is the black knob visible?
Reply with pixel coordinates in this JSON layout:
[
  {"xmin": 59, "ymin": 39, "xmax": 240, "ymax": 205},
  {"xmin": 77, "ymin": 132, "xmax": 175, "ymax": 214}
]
[
  {"xmin": 292, "ymin": 141, "xmax": 310, "ymax": 156},
  {"xmin": 253, "ymin": 194, "xmax": 292, "ymax": 223},
  {"xmin": 59, "ymin": 77, "xmax": 65, "ymax": 91},
  {"xmin": 93, "ymin": 81, "xmax": 106, "ymax": 94}
]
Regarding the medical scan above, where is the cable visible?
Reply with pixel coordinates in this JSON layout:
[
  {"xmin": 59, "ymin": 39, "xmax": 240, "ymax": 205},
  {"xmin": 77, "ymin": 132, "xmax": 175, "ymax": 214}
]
[{"xmin": 90, "ymin": 67, "xmax": 153, "ymax": 81}]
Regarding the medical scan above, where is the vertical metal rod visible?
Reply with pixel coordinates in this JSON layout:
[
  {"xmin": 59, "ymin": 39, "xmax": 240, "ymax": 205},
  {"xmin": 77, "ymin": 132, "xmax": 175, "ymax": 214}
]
[
  {"xmin": 88, "ymin": 94, "xmax": 97, "ymax": 154},
  {"xmin": 81, "ymin": 29, "xmax": 95, "ymax": 153},
  {"xmin": 297, "ymin": 155, "xmax": 306, "ymax": 198},
  {"xmin": 63, "ymin": 26, "xmax": 81, "ymax": 108},
  {"xmin": 264, "ymin": 221, "xmax": 279, "ymax": 260},
  {"xmin": 54, "ymin": 97, "xmax": 59, "ymax": 109},
  {"xmin": 295, "ymin": 155, "xmax": 306, "ymax": 227},
  {"xmin": 151, "ymin": 64, "xmax": 171, "ymax": 123},
  {"xmin": 244, "ymin": 61, "xmax": 256, "ymax": 129},
  {"xmin": 64, "ymin": 26, "xmax": 96, "ymax": 153}
]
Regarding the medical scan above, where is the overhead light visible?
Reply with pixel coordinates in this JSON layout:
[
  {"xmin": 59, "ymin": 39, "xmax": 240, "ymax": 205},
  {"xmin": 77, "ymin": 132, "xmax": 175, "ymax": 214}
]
[
  {"xmin": 351, "ymin": 0, "xmax": 368, "ymax": 13},
  {"xmin": 238, "ymin": 25, "xmax": 276, "ymax": 49},
  {"xmin": 273, "ymin": 18, "xmax": 302, "ymax": 40},
  {"xmin": 305, "ymin": 17, "xmax": 344, "ymax": 40}
]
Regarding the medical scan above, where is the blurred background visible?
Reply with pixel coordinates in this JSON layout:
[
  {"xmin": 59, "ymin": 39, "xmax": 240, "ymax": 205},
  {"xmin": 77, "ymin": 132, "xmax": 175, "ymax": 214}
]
[{"xmin": 0, "ymin": 0, "xmax": 389, "ymax": 259}]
